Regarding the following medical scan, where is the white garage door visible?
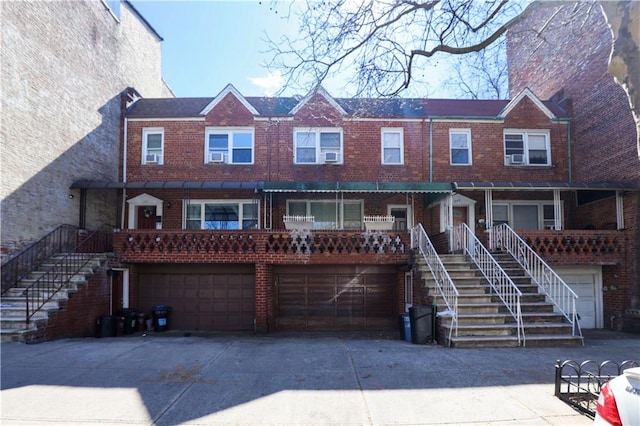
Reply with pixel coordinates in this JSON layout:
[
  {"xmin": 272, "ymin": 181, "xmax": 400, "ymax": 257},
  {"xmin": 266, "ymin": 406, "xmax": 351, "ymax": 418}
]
[{"xmin": 554, "ymin": 266, "xmax": 602, "ymax": 329}]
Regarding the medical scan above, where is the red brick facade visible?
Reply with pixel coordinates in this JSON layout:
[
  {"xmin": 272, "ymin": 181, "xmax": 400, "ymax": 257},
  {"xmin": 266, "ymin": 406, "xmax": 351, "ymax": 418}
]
[{"xmin": 508, "ymin": 4, "xmax": 640, "ymax": 328}]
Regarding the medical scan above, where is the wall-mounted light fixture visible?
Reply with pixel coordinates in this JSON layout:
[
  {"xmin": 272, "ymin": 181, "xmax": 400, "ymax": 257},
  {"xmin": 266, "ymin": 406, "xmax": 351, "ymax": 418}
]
[
  {"xmin": 68, "ymin": 194, "xmax": 75, "ymax": 199},
  {"xmin": 165, "ymin": 201, "xmax": 172, "ymax": 209}
]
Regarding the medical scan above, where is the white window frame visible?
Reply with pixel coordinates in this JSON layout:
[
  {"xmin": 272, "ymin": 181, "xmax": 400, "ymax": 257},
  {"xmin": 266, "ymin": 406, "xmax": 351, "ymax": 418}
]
[
  {"xmin": 381, "ymin": 128, "xmax": 404, "ymax": 165},
  {"xmin": 142, "ymin": 128, "xmax": 164, "ymax": 165},
  {"xmin": 503, "ymin": 129, "xmax": 551, "ymax": 166},
  {"xmin": 449, "ymin": 129, "xmax": 472, "ymax": 165},
  {"xmin": 286, "ymin": 199, "xmax": 363, "ymax": 229},
  {"xmin": 182, "ymin": 199, "xmax": 260, "ymax": 230},
  {"xmin": 294, "ymin": 128, "xmax": 344, "ymax": 164},
  {"xmin": 491, "ymin": 201, "xmax": 562, "ymax": 230},
  {"xmin": 205, "ymin": 127, "xmax": 254, "ymax": 165}
]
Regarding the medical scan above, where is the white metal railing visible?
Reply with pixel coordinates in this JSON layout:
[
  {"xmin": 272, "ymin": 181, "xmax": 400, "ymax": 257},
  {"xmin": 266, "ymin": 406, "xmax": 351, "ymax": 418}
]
[
  {"xmin": 411, "ymin": 224, "xmax": 459, "ymax": 345},
  {"xmin": 452, "ymin": 223, "xmax": 525, "ymax": 346},
  {"xmin": 363, "ymin": 215, "xmax": 394, "ymax": 222},
  {"xmin": 489, "ymin": 223, "xmax": 582, "ymax": 339}
]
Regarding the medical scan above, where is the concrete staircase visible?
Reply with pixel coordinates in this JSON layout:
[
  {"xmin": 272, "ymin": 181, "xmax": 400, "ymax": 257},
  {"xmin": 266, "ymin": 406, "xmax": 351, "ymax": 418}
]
[
  {"xmin": 418, "ymin": 253, "xmax": 583, "ymax": 348},
  {"xmin": 0, "ymin": 254, "xmax": 106, "ymax": 343}
]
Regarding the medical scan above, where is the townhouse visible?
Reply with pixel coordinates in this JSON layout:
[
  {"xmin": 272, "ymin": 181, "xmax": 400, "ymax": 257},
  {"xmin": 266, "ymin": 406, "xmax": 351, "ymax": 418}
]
[{"xmin": 68, "ymin": 84, "xmax": 635, "ymax": 336}]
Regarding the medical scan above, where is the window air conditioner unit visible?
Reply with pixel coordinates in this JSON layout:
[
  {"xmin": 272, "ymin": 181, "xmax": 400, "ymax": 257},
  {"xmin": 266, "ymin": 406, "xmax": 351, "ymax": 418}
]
[
  {"xmin": 323, "ymin": 152, "xmax": 339, "ymax": 163},
  {"xmin": 145, "ymin": 154, "xmax": 159, "ymax": 164},
  {"xmin": 209, "ymin": 152, "xmax": 226, "ymax": 163},
  {"xmin": 511, "ymin": 154, "xmax": 524, "ymax": 164}
]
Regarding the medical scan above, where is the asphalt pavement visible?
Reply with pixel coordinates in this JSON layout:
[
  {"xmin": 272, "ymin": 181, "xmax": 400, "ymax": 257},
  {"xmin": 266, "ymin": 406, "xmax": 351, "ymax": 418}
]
[{"xmin": 1, "ymin": 329, "xmax": 638, "ymax": 425}]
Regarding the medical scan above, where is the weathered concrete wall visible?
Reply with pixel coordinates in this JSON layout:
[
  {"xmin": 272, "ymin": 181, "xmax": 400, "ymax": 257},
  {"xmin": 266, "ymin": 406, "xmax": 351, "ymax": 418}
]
[{"xmin": 0, "ymin": 1, "xmax": 173, "ymax": 257}]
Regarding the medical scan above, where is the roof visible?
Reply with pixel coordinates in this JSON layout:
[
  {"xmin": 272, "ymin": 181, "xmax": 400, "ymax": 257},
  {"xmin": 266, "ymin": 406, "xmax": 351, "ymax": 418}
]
[
  {"xmin": 453, "ymin": 182, "xmax": 639, "ymax": 191},
  {"xmin": 126, "ymin": 87, "xmax": 569, "ymax": 120}
]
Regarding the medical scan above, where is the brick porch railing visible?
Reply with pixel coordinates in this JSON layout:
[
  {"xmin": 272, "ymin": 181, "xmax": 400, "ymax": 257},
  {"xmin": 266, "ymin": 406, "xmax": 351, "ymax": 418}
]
[
  {"xmin": 113, "ymin": 229, "xmax": 410, "ymax": 265},
  {"xmin": 517, "ymin": 229, "xmax": 626, "ymax": 265}
]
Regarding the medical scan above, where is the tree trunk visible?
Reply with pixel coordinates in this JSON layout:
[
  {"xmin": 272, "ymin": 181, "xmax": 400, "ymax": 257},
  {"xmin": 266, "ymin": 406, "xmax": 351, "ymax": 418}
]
[{"xmin": 599, "ymin": 1, "xmax": 640, "ymax": 153}]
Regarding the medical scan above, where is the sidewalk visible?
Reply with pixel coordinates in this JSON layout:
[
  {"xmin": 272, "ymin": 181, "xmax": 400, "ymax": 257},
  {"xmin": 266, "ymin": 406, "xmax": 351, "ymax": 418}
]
[{"xmin": 1, "ymin": 330, "xmax": 638, "ymax": 425}]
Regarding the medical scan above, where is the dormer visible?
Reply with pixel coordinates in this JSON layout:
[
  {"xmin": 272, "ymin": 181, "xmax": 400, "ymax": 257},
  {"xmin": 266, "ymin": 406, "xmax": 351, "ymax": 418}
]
[
  {"xmin": 499, "ymin": 88, "xmax": 558, "ymax": 126},
  {"xmin": 200, "ymin": 84, "xmax": 259, "ymax": 125},
  {"xmin": 289, "ymin": 86, "xmax": 347, "ymax": 124}
]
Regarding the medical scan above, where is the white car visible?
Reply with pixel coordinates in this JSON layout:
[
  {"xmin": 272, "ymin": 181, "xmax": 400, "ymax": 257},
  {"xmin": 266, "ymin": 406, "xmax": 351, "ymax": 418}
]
[{"xmin": 595, "ymin": 366, "xmax": 640, "ymax": 425}]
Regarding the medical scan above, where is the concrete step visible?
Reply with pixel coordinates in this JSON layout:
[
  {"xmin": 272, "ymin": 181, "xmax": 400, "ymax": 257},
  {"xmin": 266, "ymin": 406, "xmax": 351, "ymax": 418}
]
[
  {"xmin": 0, "ymin": 299, "xmax": 60, "ymax": 313},
  {"xmin": 448, "ymin": 335, "xmax": 521, "ymax": 348},
  {"xmin": 1, "ymin": 314, "xmax": 48, "ymax": 330},
  {"xmin": 0, "ymin": 328, "xmax": 39, "ymax": 343}
]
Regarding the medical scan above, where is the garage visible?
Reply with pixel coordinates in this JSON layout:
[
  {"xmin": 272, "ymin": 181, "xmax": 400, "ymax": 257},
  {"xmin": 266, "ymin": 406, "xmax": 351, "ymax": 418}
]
[
  {"xmin": 554, "ymin": 266, "xmax": 602, "ymax": 329},
  {"xmin": 275, "ymin": 266, "xmax": 398, "ymax": 331},
  {"xmin": 137, "ymin": 264, "xmax": 255, "ymax": 331}
]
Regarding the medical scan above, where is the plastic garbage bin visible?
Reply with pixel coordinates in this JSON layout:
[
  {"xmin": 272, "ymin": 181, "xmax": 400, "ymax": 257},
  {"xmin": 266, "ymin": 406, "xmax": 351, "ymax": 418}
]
[
  {"xmin": 96, "ymin": 315, "xmax": 117, "ymax": 338},
  {"xmin": 152, "ymin": 305, "xmax": 171, "ymax": 332},
  {"xmin": 409, "ymin": 305, "xmax": 433, "ymax": 344},
  {"xmin": 117, "ymin": 308, "xmax": 138, "ymax": 335},
  {"xmin": 398, "ymin": 313, "xmax": 411, "ymax": 342}
]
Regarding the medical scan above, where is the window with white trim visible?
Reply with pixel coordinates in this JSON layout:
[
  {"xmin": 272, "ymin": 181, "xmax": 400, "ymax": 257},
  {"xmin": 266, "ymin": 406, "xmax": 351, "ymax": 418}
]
[
  {"xmin": 504, "ymin": 130, "xmax": 551, "ymax": 166},
  {"xmin": 184, "ymin": 200, "xmax": 259, "ymax": 230},
  {"xmin": 294, "ymin": 128, "xmax": 343, "ymax": 164},
  {"xmin": 287, "ymin": 199, "xmax": 362, "ymax": 229},
  {"xmin": 205, "ymin": 128, "xmax": 254, "ymax": 164},
  {"xmin": 381, "ymin": 129, "xmax": 404, "ymax": 164},
  {"xmin": 142, "ymin": 128, "xmax": 164, "ymax": 165},
  {"xmin": 491, "ymin": 201, "xmax": 561, "ymax": 230},
  {"xmin": 450, "ymin": 129, "xmax": 472, "ymax": 165}
]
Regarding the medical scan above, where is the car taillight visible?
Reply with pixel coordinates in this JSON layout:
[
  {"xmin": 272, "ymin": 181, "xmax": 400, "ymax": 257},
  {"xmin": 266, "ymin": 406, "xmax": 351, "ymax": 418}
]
[{"xmin": 597, "ymin": 381, "xmax": 622, "ymax": 426}]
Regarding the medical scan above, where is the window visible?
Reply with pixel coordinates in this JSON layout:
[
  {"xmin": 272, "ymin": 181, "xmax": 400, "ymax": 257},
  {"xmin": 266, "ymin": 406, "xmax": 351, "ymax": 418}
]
[
  {"xmin": 450, "ymin": 129, "xmax": 472, "ymax": 165},
  {"xmin": 205, "ymin": 128, "xmax": 254, "ymax": 164},
  {"xmin": 294, "ymin": 128, "xmax": 343, "ymax": 164},
  {"xmin": 381, "ymin": 129, "xmax": 404, "ymax": 164},
  {"xmin": 492, "ymin": 202, "xmax": 560, "ymax": 230},
  {"xmin": 142, "ymin": 128, "xmax": 163, "ymax": 165},
  {"xmin": 504, "ymin": 130, "xmax": 551, "ymax": 166},
  {"xmin": 184, "ymin": 200, "xmax": 258, "ymax": 230},
  {"xmin": 287, "ymin": 200, "xmax": 363, "ymax": 229}
]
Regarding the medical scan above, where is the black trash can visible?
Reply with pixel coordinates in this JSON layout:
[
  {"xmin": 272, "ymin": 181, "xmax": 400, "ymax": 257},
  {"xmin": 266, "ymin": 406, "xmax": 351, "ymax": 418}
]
[
  {"xmin": 117, "ymin": 308, "xmax": 138, "ymax": 335},
  {"xmin": 152, "ymin": 305, "xmax": 170, "ymax": 332},
  {"xmin": 96, "ymin": 315, "xmax": 117, "ymax": 338},
  {"xmin": 398, "ymin": 313, "xmax": 411, "ymax": 341},
  {"xmin": 409, "ymin": 305, "xmax": 433, "ymax": 344}
]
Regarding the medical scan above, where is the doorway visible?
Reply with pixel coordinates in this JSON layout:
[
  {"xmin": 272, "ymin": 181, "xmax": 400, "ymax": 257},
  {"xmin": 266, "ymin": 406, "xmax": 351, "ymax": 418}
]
[
  {"xmin": 110, "ymin": 269, "xmax": 130, "ymax": 315},
  {"xmin": 137, "ymin": 206, "xmax": 157, "ymax": 229}
]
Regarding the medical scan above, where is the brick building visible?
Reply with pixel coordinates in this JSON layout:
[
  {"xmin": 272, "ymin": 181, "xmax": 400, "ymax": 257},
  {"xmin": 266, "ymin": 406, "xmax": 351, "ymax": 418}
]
[
  {"xmin": 67, "ymin": 83, "xmax": 634, "ymax": 336},
  {"xmin": 0, "ymin": 1, "xmax": 173, "ymax": 258},
  {"xmin": 507, "ymin": 3, "xmax": 640, "ymax": 331}
]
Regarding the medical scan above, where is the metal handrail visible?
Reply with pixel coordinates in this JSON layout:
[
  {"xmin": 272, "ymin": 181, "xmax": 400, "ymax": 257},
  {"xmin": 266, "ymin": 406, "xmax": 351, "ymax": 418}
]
[
  {"xmin": 1, "ymin": 224, "xmax": 78, "ymax": 294},
  {"xmin": 23, "ymin": 227, "xmax": 112, "ymax": 323},
  {"xmin": 411, "ymin": 224, "xmax": 459, "ymax": 345},
  {"xmin": 489, "ymin": 223, "xmax": 582, "ymax": 339},
  {"xmin": 452, "ymin": 223, "xmax": 525, "ymax": 346}
]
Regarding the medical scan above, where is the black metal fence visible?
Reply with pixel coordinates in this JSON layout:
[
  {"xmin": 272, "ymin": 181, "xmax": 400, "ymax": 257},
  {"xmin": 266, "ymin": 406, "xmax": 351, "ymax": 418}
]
[{"xmin": 555, "ymin": 359, "xmax": 640, "ymax": 418}]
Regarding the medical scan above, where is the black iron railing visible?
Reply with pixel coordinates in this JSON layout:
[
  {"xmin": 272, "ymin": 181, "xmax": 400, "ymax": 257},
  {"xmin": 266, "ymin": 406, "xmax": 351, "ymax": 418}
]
[
  {"xmin": 555, "ymin": 359, "xmax": 640, "ymax": 418},
  {"xmin": 23, "ymin": 227, "xmax": 113, "ymax": 323},
  {"xmin": 1, "ymin": 224, "xmax": 78, "ymax": 294}
]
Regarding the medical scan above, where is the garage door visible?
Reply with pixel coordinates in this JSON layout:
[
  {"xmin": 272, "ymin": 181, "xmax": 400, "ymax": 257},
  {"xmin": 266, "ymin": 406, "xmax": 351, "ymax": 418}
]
[
  {"xmin": 138, "ymin": 266, "xmax": 254, "ymax": 331},
  {"xmin": 276, "ymin": 273, "xmax": 396, "ymax": 330},
  {"xmin": 554, "ymin": 266, "xmax": 602, "ymax": 329}
]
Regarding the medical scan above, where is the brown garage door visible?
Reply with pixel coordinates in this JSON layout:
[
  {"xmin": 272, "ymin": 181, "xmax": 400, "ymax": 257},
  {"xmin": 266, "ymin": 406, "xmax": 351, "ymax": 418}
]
[
  {"xmin": 276, "ymin": 273, "xmax": 396, "ymax": 330},
  {"xmin": 138, "ymin": 266, "xmax": 254, "ymax": 331}
]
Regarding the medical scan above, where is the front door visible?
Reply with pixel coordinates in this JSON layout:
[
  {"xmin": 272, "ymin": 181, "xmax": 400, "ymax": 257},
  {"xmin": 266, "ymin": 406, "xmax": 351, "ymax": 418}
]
[
  {"xmin": 137, "ymin": 206, "xmax": 157, "ymax": 229},
  {"xmin": 111, "ymin": 271, "xmax": 123, "ymax": 315},
  {"xmin": 453, "ymin": 206, "xmax": 468, "ymax": 227}
]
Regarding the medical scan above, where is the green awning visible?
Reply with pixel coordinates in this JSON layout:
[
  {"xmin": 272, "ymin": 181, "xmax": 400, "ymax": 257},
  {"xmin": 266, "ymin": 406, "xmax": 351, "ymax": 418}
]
[{"xmin": 263, "ymin": 181, "xmax": 453, "ymax": 193}]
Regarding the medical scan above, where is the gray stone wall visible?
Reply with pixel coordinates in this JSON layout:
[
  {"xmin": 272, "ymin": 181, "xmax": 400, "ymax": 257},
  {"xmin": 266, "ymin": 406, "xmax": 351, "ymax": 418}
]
[{"xmin": 1, "ymin": 1, "xmax": 173, "ymax": 257}]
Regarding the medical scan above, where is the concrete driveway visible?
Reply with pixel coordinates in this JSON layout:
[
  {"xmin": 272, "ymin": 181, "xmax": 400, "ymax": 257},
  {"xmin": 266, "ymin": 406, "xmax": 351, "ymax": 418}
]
[{"xmin": 1, "ymin": 330, "xmax": 638, "ymax": 425}]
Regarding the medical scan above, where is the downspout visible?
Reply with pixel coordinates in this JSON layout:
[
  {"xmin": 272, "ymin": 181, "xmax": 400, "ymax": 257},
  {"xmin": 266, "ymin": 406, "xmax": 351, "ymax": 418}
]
[{"xmin": 121, "ymin": 117, "xmax": 128, "ymax": 229}]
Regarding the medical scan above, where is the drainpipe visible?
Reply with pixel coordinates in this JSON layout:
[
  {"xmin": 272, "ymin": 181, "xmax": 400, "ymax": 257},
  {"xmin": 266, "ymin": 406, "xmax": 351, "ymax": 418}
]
[{"xmin": 121, "ymin": 117, "xmax": 128, "ymax": 229}]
